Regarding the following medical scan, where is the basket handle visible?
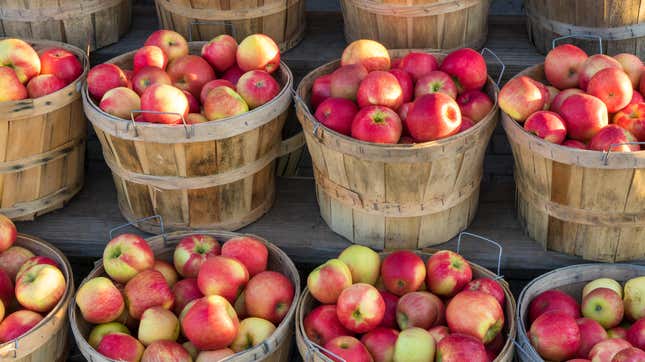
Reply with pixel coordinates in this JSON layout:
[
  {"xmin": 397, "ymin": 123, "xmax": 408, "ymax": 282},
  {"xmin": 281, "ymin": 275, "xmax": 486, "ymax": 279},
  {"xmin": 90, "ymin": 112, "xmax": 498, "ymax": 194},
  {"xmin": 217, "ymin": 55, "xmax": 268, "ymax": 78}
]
[
  {"xmin": 552, "ymin": 34, "xmax": 604, "ymax": 54},
  {"xmin": 108, "ymin": 215, "xmax": 166, "ymax": 244},
  {"xmin": 129, "ymin": 110, "xmax": 194, "ymax": 139},
  {"xmin": 512, "ymin": 340, "xmax": 541, "ymax": 362},
  {"xmin": 480, "ymin": 48, "xmax": 505, "ymax": 86},
  {"xmin": 601, "ymin": 142, "xmax": 645, "ymax": 165},
  {"xmin": 291, "ymin": 88, "xmax": 321, "ymax": 138},
  {"xmin": 0, "ymin": 340, "xmax": 17, "ymax": 358},
  {"xmin": 304, "ymin": 339, "xmax": 347, "ymax": 362},
  {"xmin": 456, "ymin": 232, "xmax": 504, "ymax": 277},
  {"xmin": 188, "ymin": 20, "xmax": 235, "ymax": 42}
]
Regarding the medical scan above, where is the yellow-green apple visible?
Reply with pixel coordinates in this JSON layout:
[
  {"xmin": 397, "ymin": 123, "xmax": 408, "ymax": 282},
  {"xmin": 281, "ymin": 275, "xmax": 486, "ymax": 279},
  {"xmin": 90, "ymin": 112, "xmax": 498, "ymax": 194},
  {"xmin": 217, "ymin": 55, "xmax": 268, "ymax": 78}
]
[
  {"xmin": 626, "ymin": 318, "xmax": 645, "ymax": 350},
  {"xmin": 197, "ymin": 255, "xmax": 249, "ymax": 302},
  {"xmin": 26, "ymin": 74, "xmax": 65, "ymax": 98},
  {"xmin": 16, "ymin": 256, "xmax": 57, "ymax": 280},
  {"xmin": 38, "ymin": 47, "xmax": 82, "ymax": 84},
  {"xmin": 186, "ymin": 113, "xmax": 208, "ymax": 124},
  {"xmin": 559, "ymin": 93, "xmax": 609, "ymax": 142},
  {"xmin": 589, "ymin": 338, "xmax": 632, "ymax": 362},
  {"xmin": 201, "ymin": 34, "xmax": 237, "ymax": 72},
  {"xmin": 88, "ymin": 322, "xmax": 130, "ymax": 349},
  {"xmin": 630, "ymin": 91, "xmax": 644, "ymax": 105},
  {"xmin": 0, "ymin": 310, "xmax": 42, "ymax": 343},
  {"xmin": 237, "ymin": 70, "xmax": 280, "ymax": 108},
  {"xmin": 133, "ymin": 45, "xmax": 168, "ymax": 73},
  {"xmin": 87, "ymin": 63, "xmax": 129, "ymax": 100},
  {"xmin": 314, "ymin": 97, "xmax": 358, "ymax": 136},
  {"xmin": 609, "ymin": 327, "xmax": 628, "ymax": 339},
  {"xmin": 167, "ymin": 55, "xmax": 215, "ymax": 98},
  {"xmin": 577, "ymin": 317, "xmax": 609, "ymax": 358},
  {"xmin": 380, "ymin": 250, "xmax": 426, "ymax": 296},
  {"xmin": 528, "ymin": 289, "xmax": 581, "ymax": 323},
  {"xmin": 324, "ymin": 336, "xmax": 373, "ymax": 362},
  {"xmin": 584, "ymin": 279, "xmax": 623, "ymax": 299},
  {"xmin": 524, "ymin": 110, "xmax": 568, "ymax": 144},
  {"xmin": 0, "ymin": 269, "xmax": 13, "ymax": 308},
  {"xmin": 582, "ymin": 288, "xmax": 624, "ymax": 329},
  {"xmin": 336, "ymin": 283, "xmax": 385, "ymax": 333},
  {"xmin": 141, "ymin": 341, "xmax": 191, "ymax": 362},
  {"xmin": 15, "ymin": 264, "xmax": 65, "ymax": 312},
  {"xmin": 551, "ymin": 88, "xmax": 584, "ymax": 114},
  {"xmin": 0, "ymin": 38, "xmax": 40, "ymax": 83},
  {"xmin": 307, "ymin": 258, "xmax": 352, "ymax": 304},
  {"xmin": 615, "ymin": 103, "xmax": 645, "ymax": 141},
  {"xmin": 138, "ymin": 306, "xmax": 179, "ymax": 345},
  {"xmin": 0, "ymin": 246, "xmax": 35, "ymax": 280},
  {"xmin": 330, "ymin": 64, "xmax": 369, "ymax": 101},
  {"xmin": 153, "ymin": 260, "xmax": 178, "ymax": 287},
  {"xmin": 244, "ymin": 270, "xmax": 294, "ymax": 324},
  {"xmin": 352, "ymin": 105, "xmax": 402, "ymax": 143},
  {"xmin": 564, "ymin": 139, "xmax": 588, "ymax": 149},
  {"xmin": 0, "ymin": 214, "xmax": 16, "ymax": 253},
  {"xmin": 545, "ymin": 44, "xmax": 588, "ymax": 89},
  {"xmin": 457, "ymin": 90, "xmax": 493, "ymax": 122},
  {"xmin": 579, "ymin": 54, "xmax": 623, "ymax": 91},
  {"xmin": 361, "ymin": 327, "xmax": 398, "ymax": 362},
  {"xmin": 338, "ymin": 245, "xmax": 380, "ymax": 285},
  {"xmin": 140, "ymin": 83, "xmax": 190, "ymax": 124},
  {"xmin": 614, "ymin": 53, "xmax": 643, "ymax": 89},
  {"xmin": 546, "ymin": 86, "xmax": 560, "ymax": 109},
  {"xmin": 304, "ymin": 304, "xmax": 351, "ymax": 345},
  {"xmin": 499, "ymin": 76, "xmax": 546, "ymax": 121},
  {"xmin": 393, "ymin": 327, "xmax": 435, "ymax": 362},
  {"xmin": 173, "ymin": 234, "xmax": 220, "ymax": 278},
  {"xmin": 399, "ymin": 52, "xmax": 439, "ymax": 81},
  {"xmin": 624, "ymin": 276, "xmax": 645, "ymax": 320},
  {"xmin": 389, "ymin": 68, "xmax": 413, "ymax": 103},
  {"xmin": 103, "ymin": 233, "xmax": 154, "ymax": 283},
  {"xmin": 464, "ymin": 278, "xmax": 506, "ymax": 306},
  {"xmin": 530, "ymin": 311, "xmax": 581, "ymax": 361},
  {"xmin": 234, "ymin": 290, "xmax": 247, "ymax": 319},
  {"xmin": 588, "ymin": 68, "xmax": 633, "ymax": 112},
  {"xmin": 446, "ymin": 290, "xmax": 504, "ymax": 343},
  {"xmin": 406, "ymin": 93, "xmax": 461, "ymax": 142},
  {"xmin": 612, "ymin": 347, "xmax": 645, "ymax": 362},
  {"xmin": 436, "ymin": 333, "xmax": 487, "ymax": 362},
  {"xmin": 97, "ymin": 332, "xmax": 145, "ymax": 362},
  {"xmin": 172, "ymin": 278, "xmax": 203, "ymax": 315},
  {"xmin": 230, "ymin": 317, "xmax": 276, "ymax": 352},
  {"xmin": 203, "ymin": 86, "xmax": 249, "ymax": 120},
  {"xmin": 124, "ymin": 270, "xmax": 174, "ymax": 319},
  {"xmin": 589, "ymin": 124, "xmax": 640, "ymax": 152},
  {"xmin": 439, "ymin": 48, "xmax": 488, "ymax": 93},
  {"xmin": 222, "ymin": 64, "xmax": 244, "ymax": 85},
  {"xmin": 99, "ymin": 87, "xmax": 141, "ymax": 119},
  {"xmin": 311, "ymin": 74, "xmax": 332, "ymax": 110},
  {"xmin": 200, "ymin": 79, "xmax": 236, "ymax": 104},
  {"xmin": 196, "ymin": 349, "xmax": 235, "ymax": 362},
  {"xmin": 236, "ymin": 34, "xmax": 280, "ymax": 74},
  {"xmin": 426, "ymin": 250, "xmax": 472, "ymax": 297},
  {"xmin": 357, "ymin": 70, "xmax": 403, "ymax": 109},
  {"xmin": 415, "ymin": 70, "xmax": 458, "ymax": 100},
  {"xmin": 429, "ymin": 325, "xmax": 450, "ymax": 343},
  {"xmin": 341, "ymin": 39, "xmax": 390, "ymax": 72},
  {"xmin": 396, "ymin": 291, "xmax": 440, "ymax": 330},
  {"xmin": 181, "ymin": 295, "xmax": 239, "ymax": 350},
  {"xmin": 132, "ymin": 66, "xmax": 171, "ymax": 96},
  {"xmin": 182, "ymin": 341, "xmax": 198, "ymax": 359},
  {"xmin": 144, "ymin": 30, "xmax": 188, "ymax": 62},
  {"xmin": 378, "ymin": 290, "xmax": 399, "ymax": 329},
  {"xmin": 76, "ymin": 277, "xmax": 124, "ymax": 323}
]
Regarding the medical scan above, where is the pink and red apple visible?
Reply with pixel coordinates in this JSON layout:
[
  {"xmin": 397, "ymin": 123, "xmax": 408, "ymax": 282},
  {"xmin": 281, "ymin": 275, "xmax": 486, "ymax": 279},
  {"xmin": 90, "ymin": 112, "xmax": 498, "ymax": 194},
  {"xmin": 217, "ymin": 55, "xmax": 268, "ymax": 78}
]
[
  {"xmin": 221, "ymin": 236, "xmax": 268, "ymax": 277},
  {"xmin": 87, "ymin": 63, "xmax": 129, "ymax": 100},
  {"xmin": 529, "ymin": 289, "xmax": 581, "ymax": 323},
  {"xmin": 351, "ymin": 105, "xmax": 402, "ymax": 144},
  {"xmin": 545, "ymin": 44, "xmax": 588, "ymax": 90},
  {"xmin": 202, "ymin": 86, "xmax": 248, "ymax": 121},
  {"xmin": 551, "ymin": 88, "xmax": 584, "ymax": 113},
  {"xmin": 99, "ymin": 87, "xmax": 141, "ymax": 119},
  {"xmin": 0, "ymin": 310, "xmax": 42, "ymax": 343},
  {"xmin": 15, "ymin": 264, "xmax": 65, "ymax": 312},
  {"xmin": 406, "ymin": 93, "xmax": 461, "ymax": 142},
  {"xmin": 436, "ymin": 333, "xmax": 488, "ymax": 362},
  {"xmin": 589, "ymin": 124, "xmax": 640, "ymax": 152},
  {"xmin": 236, "ymin": 34, "xmax": 280, "ymax": 74},
  {"xmin": 173, "ymin": 234, "xmax": 220, "ymax": 278},
  {"xmin": 102, "ymin": 233, "xmax": 154, "ymax": 283},
  {"xmin": 172, "ymin": 278, "xmax": 203, "ymax": 315},
  {"xmin": 446, "ymin": 290, "xmax": 504, "ymax": 343},
  {"xmin": 559, "ymin": 93, "xmax": 609, "ymax": 142},
  {"xmin": 0, "ymin": 38, "xmax": 41, "ymax": 84},
  {"xmin": 222, "ymin": 64, "xmax": 244, "ymax": 86},
  {"xmin": 307, "ymin": 259, "xmax": 352, "ymax": 304},
  {"xmin": 399, "ymin": 52, "xmax": 438, "ymax": 81},
  {"xmin": 579, "ymin": 54, "xmax": 622, "ymax": 91},
  {"xmin": 124, "ymin": 269, "xmax": 174, "ymax": 319},
  {"xmin": 396, "ymin": 291, "xmax": 440, "ymax": 330},
  {"xmin": 311, "ymin": 74, "xmax": 332, "ymax": 109},
  {"xmin": 167, "ymin": 55, "xmax": 215, "ymax": 98},
  {"xmin": 0, "ymin": 246, "xmax": 35, "ymax": 280},
  {"xmin": 0, "ymin": 214, "xmax": 16, "ymax": 253},
  {"xmin": 524, "ymin": 110, "xmax": 568, "ymax": 144},
  {"xmin": 426, "ymin": 250, "xmax": 473, "ymax": 297},
  {"xmin": 140, "ymin": 83, "xmax": 190, "ymax": 124},
  {"xmin": 181, "ymin": 295, "xmax": 239, "ymax": 350},
  {"xmin": 304, "ymin": 304, "xmax": 351, "ymax": 346},
  {"xmin": 587, "ymin": 67, "xmax": 633, "ymax": 112},
  {"xmin": 133, "ymin": 45, "xmax": 168, "ymax": 73},
  {"xmin": 388, "ymin": 68, "xmax": 413, "ymax": 103},
  {"xmin": 26, "ymin": 74, "xmax": 65, "ymax": 98},
  {"xmin": 582, "ymin": 287, "xmax": 624, "ymax": 329},
  {"xmin": 576, "ymin": 317, "xmax": 609, "ymax": 359},
  {"xmin": 439, "ymin": 48, "xmax": 488, "ymax": 93},
  {"xmin": 244, "ymin": 270, "xmax": 294, "ymax": 324},
  {"xmin": 614, "ymin": 102, "xmax": 645, "ymax": 141},
  {"xmin": 141, "ymin": 341, "xmax": 191, "ymax": 362},
  {"xmin": 97, "ymin": 332, "xmax": 145, "ymax": 362},
  {"xmin": 200, "ymin": 79, "xmax": 236, "ymax": 104},
  {"xmin": 314, "ymin": 97, "xmax": 358, "ymax": 136},
  {"xmin": 361, "ymin": 327, "xmax": 398, "ymax": 362},
  {"xmin": 237, "ymin": 70, "xmax": 280, "ymax": 108},
  {"xmin": 330, "ymin": 64, "xmax": 368, "ymax": 101},
  {"xmin": 415, "ymin": 70, "xmax": 458, "ymax": 99},
  {"xmin": 357, "ymin": 70, "xmax": 403, "ymax": 109},
  {"xmin": 39, "ymin": 47, "xmax": 82, "ymax": 84},
  {"xmin": 144, "ymin": 30, "xmax": 189, "ymax": 62},
  {"xmin": 341, "ymin": 39, "xmax": 390, "ymax": 72},
  {"xmin": 499, "ymin": 76, "xmax": 546, "ymax": 121},
  {"xmin": 197, "ymin": 255, "xmax": 249, "ymax": 303},
  {"xmin": 464, "ymin": 278, "xmax": 506, "ymax": 306},
  {"xmin": 0, "ymin": 66, "xmax": 27, "ymax": 102},
  {"xmin": 589, "ymin": 338, "xmax": 632, "ymax": 362},
  {"xmin": 76, "ymin": 277, "xmax": 124, "ymax": 324},
  {"xmin": 201, "ymin": 34, "xmax": 238, "ymax": 72},
  {"xmin": 380, "ymin": 250, "xmax": 426, "ymax": 296},
  {"xmin": 457, "ymin": 90, "xmax": 493, "ymax": 122},
  {"xmin": 530, "ymin": 311, "xmax": 581, "ymax": 361},
  {"xmin": 131, "ymin": 66, "xmax": 171, "ymax": 96},
  {"xmin": 614, "ymin": 53, "xmax": 643, "ymax": 89},
  {"xmin": 324, "ymin": 336, "xmax": 373, "ymax": 362},
  {"xmin": 336, "ymin": 283, "xmax": 385, "ymax": 333}
]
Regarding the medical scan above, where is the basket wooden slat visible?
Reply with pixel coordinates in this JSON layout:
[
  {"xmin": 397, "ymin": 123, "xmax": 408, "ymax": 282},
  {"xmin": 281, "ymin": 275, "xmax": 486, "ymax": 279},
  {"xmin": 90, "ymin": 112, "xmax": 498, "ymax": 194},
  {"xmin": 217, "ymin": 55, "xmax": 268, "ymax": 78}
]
[{"xmin": 70, "ymin": 230, "xmax": 300, "ymax": 362}]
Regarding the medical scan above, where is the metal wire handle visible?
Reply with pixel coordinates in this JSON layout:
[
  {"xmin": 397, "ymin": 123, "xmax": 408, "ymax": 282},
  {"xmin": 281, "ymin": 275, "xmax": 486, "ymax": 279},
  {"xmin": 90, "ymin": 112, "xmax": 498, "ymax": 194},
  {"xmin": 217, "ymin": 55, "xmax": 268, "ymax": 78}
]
[
  {"xmin": 512, "ymin": 340, "xmax": 541, "ymax": 362},
  {"xmin": 480, "ymin": 47, "xmax": 506, "ymax": 86},
  {"xmin": 456, "ymin": 232, "xmax": 504, "ymax": 277},
  {"xmin": 291, "ymin": 88, "xmax": 321, "ymax": 136},
  {"xmin": 108, "ymin": 215, "xmax": 165, "ymax": 241},
  {"xmin": 552, "ymin": 34, "xmax": 604, "ymax": 54},
  {"xmin": 188, "ymin": 20, "xmax": 235, "ymax": 42},
  {"xmin": 601, "ymin": 141, "xmax": 645, "ymax": 165},
  {"xmin": 129, "ymin": 110, "xmax": 194, "ymax": 139},
  {"xmin": 304, "ymin": 338, "xmax": 347, "ymax": 362}
]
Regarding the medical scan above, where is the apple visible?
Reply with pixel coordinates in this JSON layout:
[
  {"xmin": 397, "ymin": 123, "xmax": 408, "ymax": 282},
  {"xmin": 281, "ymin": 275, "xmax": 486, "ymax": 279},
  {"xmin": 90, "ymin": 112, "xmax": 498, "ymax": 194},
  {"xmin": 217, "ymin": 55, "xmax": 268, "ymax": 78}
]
[
  {"xmin": 140, "ymin": 83, "xmax": 190, "ymax": 124},
  {"xmin": 415, "ymin": 70, "xmax": 458, "ymax": 100},
  {"xmin": 181, "ymin": 295, "xmax": 239, "ymax": 350},
  {"xmin": 579, "ymin": 54, "xmax": 623, "ymax": 91},
  {"xmin": 612, "ymin": 347, "xmax": 645, "ymax": 362},
  {"xmin": 196, "ymin": 349, "xmax": 235, "ymax": 362},
  {"xmin": 577, "ymin": 317, "xmax": 609, "ymax": 358},
  {"xmin": 528, "ymin": 289, "xmax": 580, "ymax": 323},
  {"xmin": 559, "ymin": 93, "xmax": 609, "ymax": 142},
  {"xmin": 203, "ymin": 86, "xmax": 249, "ymax": 121},
  {"xmin": 222, "ymin": 64, "xmax": 245, "ymax": 86},
  {"xmin": 341, "ymin": 39, "xmax": 390, "ymax": 72},
  {"xmin": 87, "ymin": 63, "xmax": 129, "ymax": 100},
  {"xmin": 97, "ymin": 332, "xmax": 145, "ymax": 362},
  {"xmin": 396, "ymin": 291, "xmax": 439, "ymax": 330},
  {"xmin": 230, "ymin": 317, "xmax": 276, "ymax": 352},
  {"xmin": 311, "ymin": 74, "xmax": 332, "ymax": 109},
  {"xmin": 173, "ymin": 234, "xmax": 220, "ymax": 278},
  {"xmin": 589, "ymin": 338, "xmax": 632, "ymax": 362},
  {"xmin": 380, "ymin": 251, "xmax": 426, "ymax": 296},
  {"xmin": 613, "ymin": 53, "xmax": 643, "ymax": 88},
  {"xmin": 551, "ymin": 88, "xmax": 584, "ymax": 114},
  {"xmin": 426, "ymin": 250, "xmax": 472, "ymax": 297},
  {"xmin": 0, "ymin": 38, "xmax": 40, "ymax": 83},
  {"xmin": 0, "ymin": 246, "xmax": 35, "ymax": 280},
  {"xmin": 0, "ymin": 66, "xmax": 27, "ymax": 102},
  {"xmin": 499, "ymin": 75, "xmax": 546, "ymax": 121},
  {"xmin": 587, "ymin": 68, "xmax": 633, "ymax": 113},
  {"xmin": 15, "ymin": 264, "xmax": 65, "ymax": 312},
  {"xmin": 630, "ymin": 91, "xmax": 644, "ymax": 105},
  {"xmin": 0, "ymin": 269, "xmax": 13, "ymax": 307},
  {"xmin": 546, "ymin": 86, "xmax": 560, "ymax": 109},
  {"xmin": 399, "ymin": 52, "xmax": 439, "ymax": 81},
  {"xmin": 141, "ymin": 341, "xmax": 191, "ymax": 362},
  {"xmin": 200, "ymin": 79, "xmax": 236, "ymax": 104},
  {"xmin": 609, "ymin": 327, "xmax": 628, "ymax": 339},
  {"xmin": 530, "ymin": 311, "xmax": 581, "ymax": 361},
  {"xmin": 324, "ymin": 336, "xmax": 373, "ymax": 362},
  {"xmin": 361, "ymin": 327, "xmax": 398, "ymax": 362},
  {"xmin": 76, "ymin": 277, "xmax": 124, "ymax": 324},
  {"xmin": 201, "ymin": 34, "xmax": 238, "ymax": 72},
  {"xmin": 152, "ymin": 261, "xmax": 178, "ymax": 288},
  {"xmin": 589, "ymin": 124, "xmax": 640, "ymax": 152},
  {"xmin": 436, "ymin": 333, "xmax": 488, "ymax": 362},
  {"xmin": 456, "ymin": 90, "xmax": 493, "ymax": 122},
  {"xmin": 102, "ymin": 233, "xmax": 154, "ymax": 284},
  {"xmin": 614, "ymin": 103, "xmax": 645, "ymax": 141},
  {"xmin": 393, "ymin": 327, "xmax": 435, "ymax": 362},
  {"xmin": 351, "ymin": 105, "xmax": 402, "ymax": 144},
  {"xmin": 314, "ymin": 97, "xmax": 358, "ymax": 136},
  {"xmin": 237, "ymin": 70, "xmax": 280, "ymax": 108},
  {"xmin": 181, "ymin": 90, "xmax": 199, "ymax": 114},
  {"xmin": 439, "ymin": 48, "xmax": 487, "ymax": 93},
  {"xmin": 464, "ymin": 278, "xmax": 506, "ymax": 306},
  {"xmin": 304, "ymin": 304, "xmax": 351, "ymax": 345},
  {"xmin": 378, "ymin": 290, "xmax": 399, "ymax": 329},
  {"xmin": 0, "ymin": 214, "xmax": 16, "ymax": 253},
  {"xmin": 236, "ymin": 34, "xmax": 280, "ymax": 74},
  {"xmin": 446, "ymin": 290, "xmax": 504, "ymax": 343},
  {"xmin": 389, "ymin": 68, "xmax": 414, "ymax": 103},
  {"xmin": 99, "ymin": 87, "xmax": 141, "ymax": 120},
  {"xmin": 336, "ymin": 283, "xmax": 385, "ymax": 333},
  {"xmin": 26, "ymin": 74, "xmax": 65, "ymax": 98},
  {"xmin": 144, "ymin": 30, "xmax": 188, "ymax": 62},
  {"xmin": 124, "ymin": 270, "xmax": 174, "ymax": 319},
  {"xmin": 88, "ymin": 322, "xmax": 130, "ymax": 349},
  {"xmin": 406, "ymin": 93, "xmax": 461, "ymax": 142},
  {"xmin": 131, "ymin": 66, "xmax": 171, "ymax": 96},
  {"xmin": 133, "ymin": 45, "xmax": 168, "ymax": 73},
  {"xmin": 582, "ymin": 288, "xmax": 624, "ymax": 329},
  {"xmin": 524, "ymin": 110, "xmax": 568, "ymax": 144},
  {"xmin": 357, "ymin": 70, "xmax": 403, "ymax": 109},
  {"xmin": 545, "ymin": 44, "xmax": 589, "ymax": 89},
  {"xmin": 197, "ymin": 255, "xmax": 249, "ymax": 303},
  {"xmin": 337, "ymin": 245, "xmax": 380, "ymax": 285},
  {"xmin": 38, "ymin": 47, "xmax": 82, "ymax": 84},
  {"xmin": 220, "ymin": 236, "xmax": 268, "ymax": 277},
  {"xmin": 330, "ymin": 64, "xmax": 369, "ymax": 101},
  {"xmin": 398, "ymin": 102, "xmax": 412, "ymax": 128},
  {"xmin": 626, "ymin": 318, "xmax": 645, "ymax": 350},
  {"xmin": 167, "ymin": 55, "xmax": 215, "ymax": 98},
  {"xmin": 582, "ymin": 279, "xmax": 623, "ymax": 299},
  {"xmin": 624, "ymin": 277, "xmax": 645, "ymax": 320},
  {"xmin": 564, "ymin": 139, "xmax": 588, "ymax": 149},
  {"xmin": 429, "ymin": 325, "xmax": 450, "ymax": 343},
  {"xmin": 0, "ymin": 310, "xmax": 42, "ymax": 343},
  {"xmin": 138, "ymin": 306, "xmax": 179, "ymax": 346},
  {"xmin": 244, "ymin": 270, "xmax": 294, "ymax": 324},
  {"xmin": 307, "ymin": 258, "xmax": 352, "ymax": 304}
]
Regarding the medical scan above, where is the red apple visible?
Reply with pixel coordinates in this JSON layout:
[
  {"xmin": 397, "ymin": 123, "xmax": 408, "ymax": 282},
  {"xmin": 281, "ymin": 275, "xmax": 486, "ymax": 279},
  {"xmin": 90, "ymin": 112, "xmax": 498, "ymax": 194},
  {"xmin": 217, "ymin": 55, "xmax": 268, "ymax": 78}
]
[
  {"xmin": 357, "ymin": 71, "xmax": 403, "ymax": 109},
  {"xmin": 429, "ymin": 325, "xmax": 450, "ymax": 343},
  {"xmin": 551, "ymin": 88, "xmax": 584, "ymax": 114},
  {"xmin": 559, "ymin": 93, "xmax": 609, "ymax": 142},
  {"xmin": 201, "ymin": 34, "xmax": 238, "ymax": 72},
  {"xmin": 626, "ymin": 318, "xmax": 645, "ymax": 350},
  {"xmin": 609, "ymin": 327, "xmax": 628, "ymax": 339},
  {"xmin": 378, "ymin": 290, "xmax": 399, "ymax": 329},
  {"xmin": 203, "ymin": 86, "xmax": 249, "ymax": 121},
  {"xmin": 380, "ymin": 250, "xmax": 426, "ymax": 296},
  {"xmin": 614, "ymin": 53, "xmax": 643, "ymax": 88},
  {"xmin": 615, "ymin": 103, "xmax": 645, "ymax": 141},
  {"xmin": 311, "ymin": 74, "xmax": 332, "ymax": 110},
  {"xmin": 446, "ymin": 291, "xmax": 504, "ymax": 343},
  {"xmin": 173, "ymin": 234, "xmax": 220, "ymax": 278},
  {"xmin": 582, "ymin": 288, "xmax": 625, "ymax": 329},
  {"xmin": 152, "ymin": 260, "xmax": 178, "ymax": 287},
  {"xmin": 0, "ymin": 66, "xmax": 27, "ymax": 102},
  {"xmin": 307, "ymin": 259, "xmax": 352, "ymax": 304},
  {"xmin": 399, "ymin": 52, "xmax": 439, "ymax": 81},
  {"xmin": 0, "ymin": 38, "xmax": 40, "ymax": 83},
  {"xmin": 0, "ymin": 246, "xmax": 35, "ymax": 281},
  {"xmin": 546, "ymin": 86, "xmax": 560, "ymax": 109},
  {"xmin": 38, "ymin": 47, "xmax": 82, "ymax": 84},
  {"xmin": 588, "ymin": 68, "xmax": 633, "ymax": 112},
  {"xmin": 577, "ymin": 317, "xmax": 609, "ymax": 359},
  {"xmin": 459, "ymin": 117, "xmax": 475, "ymax": 132},
  {"xmin": 524, "ymin": 110, "xmax": 568, "ymax": 144},
  {"xmin": 237, "ymin": 70, "xmax": 280, "ymax": 108},
  {"xmin": 406, "ymin": 93, "xmax": 461, "ymax": 142},
  {"xmin": 529, "ymin": 290, "xmax": 581, "ymax": 323},
  {"xmin": 589, "ymin": 124, "xmax": 640, "ymax": 152},
  {"xmin": 124, "ymin": 270, "xmax": 174, "ymax": 319},
  {"xmin": 545, "ymin": 44, "xmax": 588, "ymax": 90},
  {"xmin": 182, "ymin": 90, "xmax": 200, "ymax": 114},
  {"xmin": 439, "ymin": 48, "xmax": 488, "ymax": 93},
  {"xmin": 464, "ymin": 278, "xmax": 506, "ymax": 306},
  {"xmin": 415, "ymin": 71, "xmax": 458, "ymax": 100},
  {"xmin": 133, "ymin": 45, "xmax": 168, "ymax": 73},
  {"xmin": 330, "ymin": 64, "xmax": 369, "ymax": 101},
  {"xmin": 341, "ymin": 39, "xmax": 390, "ymax": 72},
  {"xmin": 181, "ymin": 295, "xmax": 239, "ymax": 350},
  {"xmin": 172, "ymin": 278, "xmax": 203, "ymax": 315},
  {"xmin": 351, "ymin": 105, "xmax": 402, "ymax": 144},
  {"xmin": 398, "ymin": 102, "xmax": 412, "ymax": 128},
  {"xmin": 167, "ymin": 55, "xmax": 215, "ymax": 98},
  {"xmin": 304, "ymin": 305, "xmax": 352, "ymax": 346},
  {"xmin": 426, "ymin": 250, "xmax": 472, "ymax": 297},
  {"xmin": 236, "ymin": 34, "xmax": 280, "ymax": 74},
  {"xmin": 499, "ymin": 76, "xmax": 546, "ymax": 121},
  {"xmin": 324, "ymin": 336, "xmax": 373, "ymax": 362},
  {"xmin": 389, "ymin": 68, "xmax": 413, "ymax": 103},
  {"xmin": 140, "ymin": 84, "xmax": 189, "ymax": 124},
  {"xmin": 314, "ymin": 97, "xmax": 358, "ymax": 136},
  {"xmin": 200, "ymin": 79, "xmax": 236, "ymax": 104},
  {"xmin": 336, "ymin": 283, "xmax": 385, "ymax": 333},
  {"xmin": 436, "ymin": 333, "xmax": 488, "ymax": 362},
  {"xmin": 221, "ymin": 236, "xmax": 268, "ymax": 277},
  {"xmin": 563, "ymin": 139, "xmax": 588, "ymax": 149},
  {"xmin": 361, "ymin": 327, "xmax": 398, "ymax": 362},
  {"xmin": 131, "ymin": 66, "xmax": 171, "ymax": 96},
  {"xmin": 589, "ymin": 338, "xmax": 632, "ymax": 362},
  {"xmin": 0, "ymin": 269, "xmax": 13, "ymax": 307},
  {"xmin": 76, "ymin": 277, "xmax": 124, "ymax": 324},
  {"xmin": 222, "ymin": 65, "xmax": 245, "ymax": 86},
  {"xmin": 245, "ymin": 271, "xmax": 293, "ymax": 324},
  {"xmin": 0, "ymin": 310, "xmax": 42, "ymax": 343},
  {"xmin": 197, "ymin": 255, "xmax": 249, "ymax": 303},
  {"xmin": 612, "ymin": 347, "xmax": 645, "ymax": 362},
  {"xmin": 579, "ymin": 54, "xmax": 622, "ymax": 91},
  {"xmin": 144, "ymin": 30, "xmax": 188, "ymax": 62},
  {"xmin": 396, "ymin": 291, "xmax": 440, "ymax": 330},
  {"xmin": 87, "ymin": 63, "xmax": 129, "ymax": 100},
  {"xmin": 0, "ymin": 214, "xmax": 16, "ymax": 254},
  {"xmin": 99, "ymin": 87, "xmax": 141, "ymax": 119},
  {"xmin": 530, "ymin": 311, "xmax": 581, "ymax": 361},
  {"xmin": 102, "ymin": 233, "xmax": 154, "ymax": 283},
  {"xmin": 457, "ymin": 90, "xmax": 493, "ymax": 122},
  {"xmin": 186, "ymin": 113, "xmax": 208, "ymax": 124},
  {"xmin": 97, "ymin": 332, "xmax": 145, "ymax": 362},
  {"xmin": 141, "ymin": 340, "xmax": 191, "ymax": 362},
  {"xmin": 629, "ymin": 91, "xmax": 644, "ymax": 105}
]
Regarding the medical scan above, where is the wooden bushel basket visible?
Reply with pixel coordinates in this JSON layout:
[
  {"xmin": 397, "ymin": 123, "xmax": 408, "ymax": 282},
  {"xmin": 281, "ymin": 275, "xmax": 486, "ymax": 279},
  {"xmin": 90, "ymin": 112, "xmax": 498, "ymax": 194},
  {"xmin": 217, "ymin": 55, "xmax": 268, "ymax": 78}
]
[
  {"xmin": 295, "ymin": 50, "xmax": 499, "ymax": 250},
  {"xmin": 83, "ymin": 42, "xmax": 300, "ymax": 233},
  {"xmin": 154, "ymin": 0, "xmax": 305, "ymax": 52},
  {"xmin": 0, "ymin": 39, "xmax": 88, "ymax": 221},
  {"xmin": 70, "ymin": 228, "xmax": 301, "ymax": 362},
  {"xmin": 502, "ymin": 64, "xmax": 645, "ymax": 263},
  {"xmin": 339, "ymin": 0, "xmax": 491, "ymax": 50},
  {"xmin": 516, "ymin": 264, "xmax": 645, "ymax": 361},
  {"xmin": 0, "ymin": 234, "xmax": 74, "ymax": 362},
  {"xmin": 0, "ymin": 0, "xmax": 132, "ymax": 51}
]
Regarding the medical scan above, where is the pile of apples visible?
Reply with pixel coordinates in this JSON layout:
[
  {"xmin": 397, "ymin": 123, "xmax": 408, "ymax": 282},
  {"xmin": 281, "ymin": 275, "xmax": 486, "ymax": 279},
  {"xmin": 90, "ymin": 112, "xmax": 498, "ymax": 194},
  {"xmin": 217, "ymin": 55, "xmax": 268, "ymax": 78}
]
[
  {"xmin": 500, "ymin": 43, "xmax": 645, "ymax": 152},
  {"xmin": 303, "ymin": 245, "xmax": 508, "ymax": 362},
  {"xmin": 75, "ymin": 233, "xmax": 295, "ymax": 362},
  {"xmin": 0, "ymin": 38, "xmax": 83, "ymax": 102},
  {"xmin": 309, "ymin": 39, "xmax": 494, "ymax": 144},
  {"xmin": 87, "ymin": 30, "xmax": 282, "ymax": 125},
  {"xmin": 0, "ymin": 214, "xmax": 67, "ymax": 344},
  {"xmin": 526, "ymin": 276, "xmax": 645, "ymax": 361}
]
